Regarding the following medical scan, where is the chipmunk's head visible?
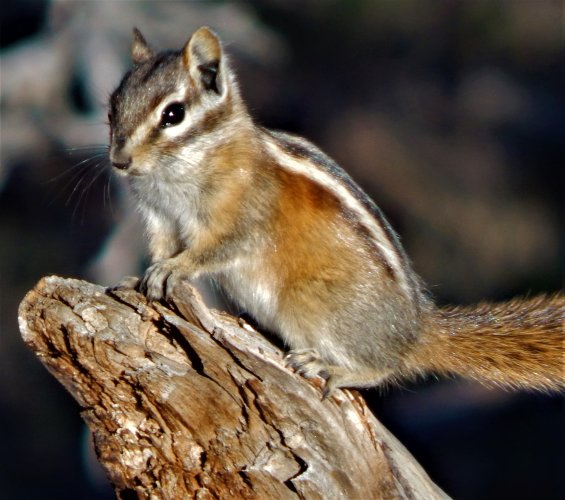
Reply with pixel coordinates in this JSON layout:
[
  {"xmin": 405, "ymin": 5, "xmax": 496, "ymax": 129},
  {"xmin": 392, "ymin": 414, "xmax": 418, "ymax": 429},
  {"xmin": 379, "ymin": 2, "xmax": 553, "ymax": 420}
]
[{"xmin": 108, "ymin": 27, "xmax": 243, "ymax": 177}]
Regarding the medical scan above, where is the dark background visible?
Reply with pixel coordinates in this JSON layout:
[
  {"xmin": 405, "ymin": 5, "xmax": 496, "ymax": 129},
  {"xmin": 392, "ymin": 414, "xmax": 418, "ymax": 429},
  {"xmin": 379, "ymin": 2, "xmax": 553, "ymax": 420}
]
[{"xmin": 1, "ymin": 1, "xmax": 563, "ymax": 498}]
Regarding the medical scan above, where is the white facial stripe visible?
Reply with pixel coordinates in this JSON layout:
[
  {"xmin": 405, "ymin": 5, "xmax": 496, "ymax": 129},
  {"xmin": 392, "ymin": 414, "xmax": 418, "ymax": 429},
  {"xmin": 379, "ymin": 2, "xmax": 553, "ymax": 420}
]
[
  {"xmin": 127, "ymin": 89, "xmax": 182, "ymax": 150},
  {"xmin": 263, "ymin": 137, "xmax": 411, "ymax": 294},
  {"xmin": 125, "ymin": 86, "xmax": 190, "ymax": 149},
  {"xmin": 127, "ymin": 85, "xmax": 231, "ymax": 150},
  {"xmin": 128, "ymin": 117, "xmax": 154, "ymax": 152}
]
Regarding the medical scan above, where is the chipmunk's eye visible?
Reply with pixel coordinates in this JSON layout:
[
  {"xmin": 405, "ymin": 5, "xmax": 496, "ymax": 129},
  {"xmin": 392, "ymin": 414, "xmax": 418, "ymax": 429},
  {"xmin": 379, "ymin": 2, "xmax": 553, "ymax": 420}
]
[{"xmin": 161, "ymin": 102, "xmax": 185, "ymax": 128}]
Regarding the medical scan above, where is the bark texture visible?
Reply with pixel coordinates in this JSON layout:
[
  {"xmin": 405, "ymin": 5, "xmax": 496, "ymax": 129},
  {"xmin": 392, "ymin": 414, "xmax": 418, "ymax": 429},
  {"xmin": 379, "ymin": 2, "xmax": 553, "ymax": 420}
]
[{"xmin": 18, "ymin": 276, "xmax": 449, "ymax": 499}]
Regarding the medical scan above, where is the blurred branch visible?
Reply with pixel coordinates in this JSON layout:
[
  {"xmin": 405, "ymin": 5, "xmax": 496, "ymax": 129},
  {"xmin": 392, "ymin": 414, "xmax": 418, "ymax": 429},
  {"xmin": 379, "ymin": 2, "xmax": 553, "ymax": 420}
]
[{"xmin": 18, "ymin": 276, "xmax": 448, "ymax": 499}]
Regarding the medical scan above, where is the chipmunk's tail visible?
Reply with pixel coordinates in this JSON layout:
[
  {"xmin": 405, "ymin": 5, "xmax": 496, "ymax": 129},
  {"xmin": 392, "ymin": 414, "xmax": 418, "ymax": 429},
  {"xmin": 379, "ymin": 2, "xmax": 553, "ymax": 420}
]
[{"xmin": 406, "ymin": 294, "xmax": 565, "ymax": 391}]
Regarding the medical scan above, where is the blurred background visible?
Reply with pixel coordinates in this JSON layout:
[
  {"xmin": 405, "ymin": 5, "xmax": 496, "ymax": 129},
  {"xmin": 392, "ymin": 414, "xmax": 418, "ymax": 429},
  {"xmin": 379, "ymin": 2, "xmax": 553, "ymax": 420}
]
[{"xmin": 1, "ymin": 1, "xmax": 563, "ymax": 498}]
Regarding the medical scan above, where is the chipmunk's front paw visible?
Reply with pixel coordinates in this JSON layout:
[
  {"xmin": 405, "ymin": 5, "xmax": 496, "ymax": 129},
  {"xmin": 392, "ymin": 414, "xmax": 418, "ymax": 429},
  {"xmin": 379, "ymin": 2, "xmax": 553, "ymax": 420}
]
[{"xmin": 140, "ymin": 259, "xmax": 190, "ymax": 301}]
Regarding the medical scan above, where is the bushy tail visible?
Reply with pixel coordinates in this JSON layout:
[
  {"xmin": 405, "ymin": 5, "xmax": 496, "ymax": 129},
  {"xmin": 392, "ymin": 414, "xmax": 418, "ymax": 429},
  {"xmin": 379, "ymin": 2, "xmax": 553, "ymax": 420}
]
[{"xmin": 407, "ymin": 294, "xmax": 565, "ymax": 391}]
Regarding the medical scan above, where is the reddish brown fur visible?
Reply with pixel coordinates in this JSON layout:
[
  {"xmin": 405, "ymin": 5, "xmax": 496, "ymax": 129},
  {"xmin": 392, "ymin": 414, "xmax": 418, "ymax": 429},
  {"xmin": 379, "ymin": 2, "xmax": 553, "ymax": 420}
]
[
  {"xmin": 269, "ymin": 167, "xmax": 398, "ymax": 287},
  {"xmin": 406, "ymin": 294, "xmax": 565, "ymax": 391},
  {"xmin": 268, "ymin": 169, "xmax": 351, "ymax": 313},
  {"xmin": 272, "ymin": 169, "xmax": 341, "ymax": 267},
  {"xmin": 270, "ymin": 169, "xmax": 375, "ymax": 290}
]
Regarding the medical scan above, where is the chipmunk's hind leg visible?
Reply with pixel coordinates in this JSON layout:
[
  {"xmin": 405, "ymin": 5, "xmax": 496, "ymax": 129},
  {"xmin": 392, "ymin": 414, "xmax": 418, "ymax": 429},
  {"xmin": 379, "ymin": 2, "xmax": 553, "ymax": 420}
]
[{"xmin": 285, "ymin": 348, "xmax": 394, "ymax": 399}]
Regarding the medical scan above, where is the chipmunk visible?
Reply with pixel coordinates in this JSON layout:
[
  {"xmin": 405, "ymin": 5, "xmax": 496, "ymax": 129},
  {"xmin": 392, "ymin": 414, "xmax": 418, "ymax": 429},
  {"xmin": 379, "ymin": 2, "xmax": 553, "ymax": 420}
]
[{"xmin": 108, "ymin": 27, "xmax": 565, "ymax": 397}]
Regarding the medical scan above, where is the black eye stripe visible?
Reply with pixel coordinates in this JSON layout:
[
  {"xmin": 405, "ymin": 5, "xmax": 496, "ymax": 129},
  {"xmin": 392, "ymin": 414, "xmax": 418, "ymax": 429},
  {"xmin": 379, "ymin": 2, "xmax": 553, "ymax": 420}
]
[{"xmin": 160, "ymin": 102, "xmax": 185, "ymax": 128}]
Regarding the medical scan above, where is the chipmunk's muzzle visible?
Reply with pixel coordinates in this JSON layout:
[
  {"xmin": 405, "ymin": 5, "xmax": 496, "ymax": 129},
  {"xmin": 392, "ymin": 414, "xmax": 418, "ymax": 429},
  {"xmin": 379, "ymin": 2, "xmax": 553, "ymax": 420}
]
[{"xmin": 109, "ymin": 139, "xmax": 132, "ymax": 171}]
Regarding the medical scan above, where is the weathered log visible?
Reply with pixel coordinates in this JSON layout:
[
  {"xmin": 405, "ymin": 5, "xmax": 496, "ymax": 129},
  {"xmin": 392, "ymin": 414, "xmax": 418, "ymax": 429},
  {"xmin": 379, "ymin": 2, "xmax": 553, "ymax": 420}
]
[{"xmin": 18, "ymin": 276, "xmax": 449, "ymax": 499}]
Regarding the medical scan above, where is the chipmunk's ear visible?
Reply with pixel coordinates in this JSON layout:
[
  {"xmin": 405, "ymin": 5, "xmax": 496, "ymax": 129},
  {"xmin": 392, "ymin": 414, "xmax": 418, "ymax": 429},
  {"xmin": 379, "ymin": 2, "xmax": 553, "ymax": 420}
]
[
  {"xmin": 131, "ymin": 28, "xmax": 154, "ymax": 64},
  {"xmin": 183, "ymin": 27, "xmax": 226, "ymax": 96}
]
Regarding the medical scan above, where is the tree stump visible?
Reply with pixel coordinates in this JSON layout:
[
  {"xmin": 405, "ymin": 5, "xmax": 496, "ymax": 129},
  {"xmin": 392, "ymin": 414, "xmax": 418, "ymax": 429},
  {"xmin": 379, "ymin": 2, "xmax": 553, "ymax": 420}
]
[{"xmin": 18, "ymin": 276, "xmax": 449, "ymax": 499}]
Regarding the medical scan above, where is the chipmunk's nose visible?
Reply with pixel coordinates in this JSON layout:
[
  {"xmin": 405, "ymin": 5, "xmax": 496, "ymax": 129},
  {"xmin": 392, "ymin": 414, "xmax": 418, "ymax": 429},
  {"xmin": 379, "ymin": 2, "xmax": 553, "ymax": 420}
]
[{"xmin": 109, "ymin": 140, "xmax": 132, "ymax": 170}]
